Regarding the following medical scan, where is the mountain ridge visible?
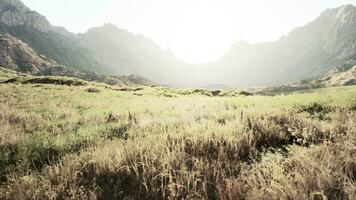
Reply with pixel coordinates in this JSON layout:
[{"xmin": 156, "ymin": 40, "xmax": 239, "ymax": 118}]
[
  {"xmin": 76, "ymin": 23, "xmax": 181, "ymax": 83},
  {"xmin": 0, "ymin": 0, "xmax": 355, "ymax": 88},
  {"xmin": 205, "ymin": 4, "xmax": 356, "ymax": 86}
]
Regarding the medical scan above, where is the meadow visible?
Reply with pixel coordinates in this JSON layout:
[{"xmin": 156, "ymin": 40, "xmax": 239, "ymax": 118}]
[{"xmin": 0, "ymin": 75, "xmax": 355, "ymax": 199}]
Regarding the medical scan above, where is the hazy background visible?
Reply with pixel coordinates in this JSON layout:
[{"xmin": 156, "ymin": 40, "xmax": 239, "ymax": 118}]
[{"xmin": 22, "ymin": 0, "xmax": 356, "ymax": 63}]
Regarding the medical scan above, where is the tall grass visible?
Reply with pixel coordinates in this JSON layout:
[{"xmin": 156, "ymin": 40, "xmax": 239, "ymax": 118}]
[{"xmin": 0, "ymin": 83, "xmax": 355, "ymax": 199}]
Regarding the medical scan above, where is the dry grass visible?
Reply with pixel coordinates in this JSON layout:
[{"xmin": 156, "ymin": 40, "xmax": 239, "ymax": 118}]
[{"xmin": 0, "ymin": 82, "xmax": 355, "ymax": 200}]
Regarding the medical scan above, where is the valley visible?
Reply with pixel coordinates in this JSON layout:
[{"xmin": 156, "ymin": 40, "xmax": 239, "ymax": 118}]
[{"xmin": 0, "ymin": 0, "xmax": 355, "ymax": 199}]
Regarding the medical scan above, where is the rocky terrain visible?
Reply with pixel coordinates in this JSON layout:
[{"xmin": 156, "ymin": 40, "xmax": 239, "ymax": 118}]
[
  {"xmin": 257, "ymin": 60, "xmax": 356, "ymax": 95},
  {"xmin": 0, "ymin": 32, "xmax": 66, "ymax": 74}
]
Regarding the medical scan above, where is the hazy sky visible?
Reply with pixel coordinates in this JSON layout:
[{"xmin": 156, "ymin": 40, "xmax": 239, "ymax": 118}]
[{"xmin": 22, "ymin": 0, "xmax": 356, "ymax": 63}]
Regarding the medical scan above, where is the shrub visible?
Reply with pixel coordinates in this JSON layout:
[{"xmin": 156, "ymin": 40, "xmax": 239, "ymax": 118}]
[
  {"xmin": 85, "ymin": 88, "xmax": 100, "ymax": 93},
  {"xmin": 239, "ymin": 90, "xmax": 254, "ymax": 96},
  {"xmin": 22, "ymin": 77, "xmax": 87, "ymax": 86}
]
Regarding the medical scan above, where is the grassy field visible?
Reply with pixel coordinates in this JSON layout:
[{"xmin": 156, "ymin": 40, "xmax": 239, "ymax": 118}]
[{"xmin": 0, "ymin": 76, "xmax": 355, "ymax": 199}]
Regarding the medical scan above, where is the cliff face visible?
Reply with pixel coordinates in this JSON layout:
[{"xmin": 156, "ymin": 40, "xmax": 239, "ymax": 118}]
[{"xmin": 0, "ymin": 0, "xmax": 68, "ymax": 34}]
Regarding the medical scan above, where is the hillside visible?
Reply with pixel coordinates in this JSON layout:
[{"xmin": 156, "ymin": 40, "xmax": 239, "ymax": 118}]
[
  {"xmin": 0, "ymin": 0, "xmax": 182, "ymax": 82},
  {"xmin": 77, "ymin": 24, "xmax": 182, "ymax": 83},
  {"xmin": 296, "ymin": 63, "xmax": 356, "ymax": 88},
  {"xmin": 0, "ymin": 32, "xmax": 76, "ymax": 75},
  {"xmin": 0, "ymin": 0, "xmax": 108, "ymax": 73},
  {"xmin": 204, "ymin": 4, "xmax": 356, "ymax": 86},
  {"xmin": 0, "ymin": 32, "xmax": 153, "ymax": 86},
  {"xmin": 257, "ymin": 62, "xmax": 356, "ymax": 95}
]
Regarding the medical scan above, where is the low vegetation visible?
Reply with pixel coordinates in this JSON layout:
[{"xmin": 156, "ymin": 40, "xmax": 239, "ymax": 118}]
[{"xmin": 0, "ymin": 72, "xmax": 355, "ymax": 199}]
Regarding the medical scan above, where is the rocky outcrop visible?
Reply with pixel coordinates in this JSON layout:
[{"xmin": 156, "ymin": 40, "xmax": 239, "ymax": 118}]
[
  {"xmin": 304, "ymin": 62, "xmax": 356, "ymax": 87},
  {"xmin": 0, "ymin": 32, "xmax": 55, "ymax": 73}
]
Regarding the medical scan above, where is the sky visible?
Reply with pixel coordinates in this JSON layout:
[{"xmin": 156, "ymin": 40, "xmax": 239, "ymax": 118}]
[{"xmin": 22, "ymin": 0, "xmax": 356, "ymax": 63}]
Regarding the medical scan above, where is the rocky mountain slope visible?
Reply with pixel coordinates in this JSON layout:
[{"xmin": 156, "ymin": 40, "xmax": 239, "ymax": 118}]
[
  {"xmin": 0, "ymin": 32, "xmax": 153, "ymax": 85},
  {"xmin": 0, "ymin": 0, "xmax": 108, "ymax": 73},
  {"xmin": 76, "ymin": 24, "xmax": 182, "ymax": 83},
  {"xmin": 204, "ymin": 4, "xmax": 356, "ymax": 86},
  {"xmin": 295, "ymin": 60, "xmax": 356, "ymax": 88},
  {"xmin": 0, "ymin": 0, "xmax": 67, "ymax": 33},
  {"xmin": 0, "ymin": 0, "xmax": 184, "ymax": 82},
  {"xmin": 0, "ymin": 32, "xmax": 77, "ymax": 75},
  {"xmin": 256, "ymin": 60, "xmax": 356, "ymax": 95}
]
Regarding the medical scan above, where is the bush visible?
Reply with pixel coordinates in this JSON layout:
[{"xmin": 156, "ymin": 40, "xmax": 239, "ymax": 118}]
[
  {"xmin": 22, "ymin": 77, "xmax": 87, "ymax": 86},
  {"xmin": 239, "ymin": 90, "xmax": 254, "ymax": 96},
  {"xmin": 85, "ymin": 88, "xmax": 101, "ymax": 93}
]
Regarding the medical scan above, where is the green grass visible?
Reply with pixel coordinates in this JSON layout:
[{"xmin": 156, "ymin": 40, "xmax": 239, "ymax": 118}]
[{"xmin": 0, "ymin": 79, "xmax": 355, "ymax": 199}]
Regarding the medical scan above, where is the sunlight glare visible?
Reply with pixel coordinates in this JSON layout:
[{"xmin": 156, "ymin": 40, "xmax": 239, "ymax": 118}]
[{"xmin": 169, "ymin": 2, "xmax": 235, "ymax": 63}]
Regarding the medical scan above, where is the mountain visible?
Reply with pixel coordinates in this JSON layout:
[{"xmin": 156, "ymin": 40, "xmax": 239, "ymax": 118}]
[
  {"xmin": 0, "ymin": 0, "xmax": 355, "ymax": 88},
  {"xmin": 0, "ymin": 0, "xmax": 183, "ymax": 85},
  {"xmin": 0, "ymin": 32, "xmax": 153, "ymax": 85},
  {"xmin": 0, "ymin": 32, "xmax": 77, "ymax": 75},
  {"xmin": 76, "ymin": 23, "xmax": 182, "ymax": 83},
  {"xmin": 202, "ymin": 4, "xmax": 356, "ymax": 86},
  {"xmin": 0, "ymin": 0, "xmax": 108, "ymax": 73},
  {"xmin": 0, "ymin": 0, "xmax": 66, "ymax": 33}
]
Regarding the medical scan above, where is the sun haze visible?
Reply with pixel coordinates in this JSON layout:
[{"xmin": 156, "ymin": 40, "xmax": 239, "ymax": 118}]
[{"xmin": 22, "ymin": 0, "xmax": 356, "ymax": 63}]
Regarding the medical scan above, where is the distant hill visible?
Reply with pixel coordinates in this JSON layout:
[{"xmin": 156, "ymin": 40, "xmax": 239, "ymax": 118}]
[{"xmin": 76, "ymin": 23, "xmax": 182, "ymax": 83}]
